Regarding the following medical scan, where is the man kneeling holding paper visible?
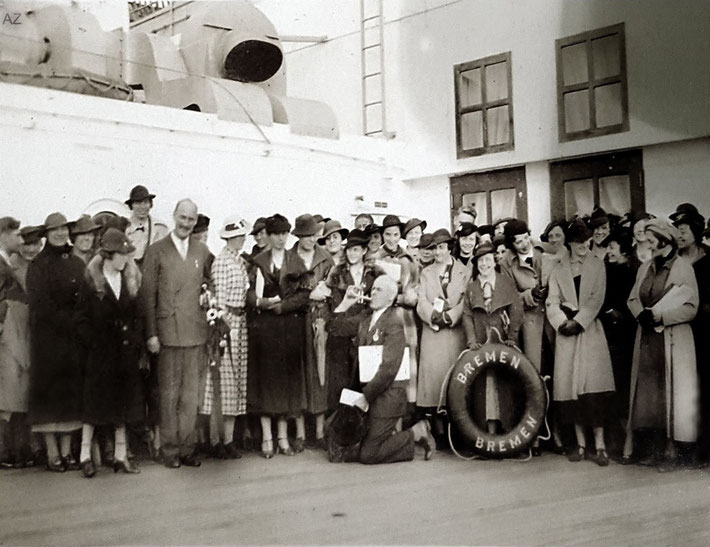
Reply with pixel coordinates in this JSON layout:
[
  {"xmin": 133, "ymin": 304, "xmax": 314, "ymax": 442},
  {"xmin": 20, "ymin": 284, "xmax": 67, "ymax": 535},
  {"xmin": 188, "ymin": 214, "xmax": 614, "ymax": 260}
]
[{"xmin": 330, "ymin": 275, "xmax": 435, "ymax": 463}]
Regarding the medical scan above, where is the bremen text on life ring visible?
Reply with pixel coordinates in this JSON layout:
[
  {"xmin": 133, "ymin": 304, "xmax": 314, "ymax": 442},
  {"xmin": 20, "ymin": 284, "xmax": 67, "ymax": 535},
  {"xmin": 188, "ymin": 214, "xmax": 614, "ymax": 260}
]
[{"xmin": 447, "ymin": 342, "xmax": 547, "ymax": 456}]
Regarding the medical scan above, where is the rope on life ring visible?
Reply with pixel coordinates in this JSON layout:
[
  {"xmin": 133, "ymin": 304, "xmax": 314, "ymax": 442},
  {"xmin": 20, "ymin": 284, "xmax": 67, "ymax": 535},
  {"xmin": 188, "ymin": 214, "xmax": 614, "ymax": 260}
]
[{"xmin": 438, "ymin": 328, "xmax": 548, "ymax": 459}]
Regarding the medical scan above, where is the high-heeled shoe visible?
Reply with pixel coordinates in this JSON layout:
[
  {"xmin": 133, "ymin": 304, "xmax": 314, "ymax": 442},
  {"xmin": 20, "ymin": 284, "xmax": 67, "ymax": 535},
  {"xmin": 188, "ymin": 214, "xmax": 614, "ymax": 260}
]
[
  {"xmin": 63, "ymin": 454, "xmax": 80, "ymax": 471},
  {"xmin": 81, "ymin": 459, "xmax": 97, "ymax": 478},
  {"xmin": 46, "ymin": 457, "xmax": 66, "ymax": 473},
  {"xmin": 113, "ymin": 459, "xmax": 140, "ymax": 474},
  {"xmin": 277, "ymin": 438, "xmax": 294, "ymax": 456},
  {"xmin": 261, "ymin": 439, "xmax": 274, "ymax": 459}
]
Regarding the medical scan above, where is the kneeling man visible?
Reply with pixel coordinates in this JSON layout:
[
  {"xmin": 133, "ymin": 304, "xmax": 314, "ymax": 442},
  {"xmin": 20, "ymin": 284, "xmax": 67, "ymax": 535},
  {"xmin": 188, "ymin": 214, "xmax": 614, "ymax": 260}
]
[{"xmin": 330, "ymin": 275, "xmax": 435, "ymax": 464}]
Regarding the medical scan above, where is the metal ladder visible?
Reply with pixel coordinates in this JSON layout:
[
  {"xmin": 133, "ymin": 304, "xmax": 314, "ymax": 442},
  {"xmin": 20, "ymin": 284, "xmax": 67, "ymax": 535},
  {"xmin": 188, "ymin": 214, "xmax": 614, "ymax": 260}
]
[{"xmin": 360, "ymin": 0, "xmax": 390, "ymax": 138}]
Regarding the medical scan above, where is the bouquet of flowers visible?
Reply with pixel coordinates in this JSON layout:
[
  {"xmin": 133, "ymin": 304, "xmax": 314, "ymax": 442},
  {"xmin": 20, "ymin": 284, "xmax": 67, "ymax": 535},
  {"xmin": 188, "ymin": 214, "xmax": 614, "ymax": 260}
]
[{"xmin": 200, "ymin": 283, "xmax": 231, "ymax": 368}]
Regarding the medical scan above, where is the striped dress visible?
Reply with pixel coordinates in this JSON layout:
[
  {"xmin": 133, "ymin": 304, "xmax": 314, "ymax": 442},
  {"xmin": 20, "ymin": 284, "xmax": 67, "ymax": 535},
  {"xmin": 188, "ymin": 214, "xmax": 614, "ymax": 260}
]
[{"xmin": 203, "ymin": 246, "xmax": 249, "ymax": 416}]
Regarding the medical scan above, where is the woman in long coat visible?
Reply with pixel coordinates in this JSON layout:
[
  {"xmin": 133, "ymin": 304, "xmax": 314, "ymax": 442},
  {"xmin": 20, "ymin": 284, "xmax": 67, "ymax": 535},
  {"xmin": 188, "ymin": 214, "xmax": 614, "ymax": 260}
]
[
  {"xmin": 247, "ymin": 214, "xmax": 308, "ymax": 458},
  {"xmin": 624, "ymin": 219, "xmax": 699, "ymax": 470},
  {"xmin": 27, "ymin": 213, "xmax": 86, "ymax": 472},
  {"xmin": 547, "ymin": 220, "xmax": 615, "ymax": 466},
  {"xmin": 324, "ymin": 229, "xmax": 377, "ymax": 411},
  {"xmin": 462, "ymin": 241, "xmax": 523, "ymax": 437},
  {"xmin": 75, "ymin": 229, "xmax": 144, "ymax": 477},
  {"xmin": 417, "ymin": 229, "xmax": 471, "ymax": 439}
]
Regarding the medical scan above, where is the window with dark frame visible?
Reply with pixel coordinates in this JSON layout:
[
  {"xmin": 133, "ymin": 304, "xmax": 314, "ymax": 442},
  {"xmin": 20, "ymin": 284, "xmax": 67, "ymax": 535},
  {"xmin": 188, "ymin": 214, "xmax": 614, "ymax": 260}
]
[
  {"xmin": 556, "ymin": 22, "xmax": 629, "ymax": 142},
  {"xmin": 454, "ymin": 52, "xmax": 514, "ymax": 158}
]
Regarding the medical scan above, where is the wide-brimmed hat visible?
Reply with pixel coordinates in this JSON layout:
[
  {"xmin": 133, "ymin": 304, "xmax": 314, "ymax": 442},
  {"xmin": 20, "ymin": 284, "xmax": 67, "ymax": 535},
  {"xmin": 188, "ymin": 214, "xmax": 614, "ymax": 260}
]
[
  {"xmin": 265, "ymin": 214, "xmax": 291, "ymax": 234},
  {"xmin": 588, "ymin": 207, "xmax": 610, "ymax": 229},
  {"xmin": 476, "ymin": 224, "xmax": 494, "ymax": 239},
  {"xmin": 250, "ymin": 217, "xmax": 268, "ymax": 235},
  {"xmin": 403, "ymin": 218, "xmax": 427, "ymax": 236},
  {"xmin": 70, "ymin": 214, "xmax": 100, "ymax": 235},
  {"xmin": 43, "ymin": 212, "xmax": 70, "ymax": 231},
  {"xmin": 431, "ymin": 228, "xmax": 454, "ymax": 247},
  {"xmin": 125, "ymin": 185, "xmax": 155, "ymax": 206},
  {"xmin": 566, "ymin": 219, "xmax": 593, "ymax": 243},
  {"xmin": 474, "ymin": 241, "xmax": 495, "ymax": 259},
  {"xmin": 455, "ymin": 222, "xmax": 477, "ymax": 238},
  {"xmin": 318, "ymin": 220, "xmax": 349, "ymax": 245},
  {"xmin": 381, "ymin": 215, "xmax": 404, "ymax": 234},
  {"xmin": 645, "ymin": 218, "xmax": 679, "ymax": 243},
  {"xmin": 344, "ymin": 229, "xmax": 370, "ymax": 249},
  {"xmin": 417, "ymin": 233, "xmax": 435, "ymax": 250},
  {"xmin": 540, "ymin": 219, "xmax": 566, "ymax": 243},
  {"xmin": 20, "ymin": 225, "xmax": 44, "ymax": 244},
  {"xmin": 292, "ymin": 214, "xmax": 318, "ymax": 237},
  {"xmin": 669, "ymin": 203, "xmax": 700, "ymax": 223},
  {"xmin": 100, "ymin": 227, "xmax": 135, "ymax": 254},
  {"xmin": 193, "ymin": 214, "xmax": 210, "ymax": 235},
  {"xmin": 220, "ymin": 215, "xmax": 250, "ymax": 239}
]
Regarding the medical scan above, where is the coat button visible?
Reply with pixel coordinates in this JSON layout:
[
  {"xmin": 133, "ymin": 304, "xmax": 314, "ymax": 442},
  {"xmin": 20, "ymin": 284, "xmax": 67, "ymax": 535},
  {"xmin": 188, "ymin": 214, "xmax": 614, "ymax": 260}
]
[
  {"xmin": 122, "ymin": 325, "xmax": 128, "ymax": 331},
  {"xmin": 122, "ymin": 340, "xmax": 129, "ymax": 346}
]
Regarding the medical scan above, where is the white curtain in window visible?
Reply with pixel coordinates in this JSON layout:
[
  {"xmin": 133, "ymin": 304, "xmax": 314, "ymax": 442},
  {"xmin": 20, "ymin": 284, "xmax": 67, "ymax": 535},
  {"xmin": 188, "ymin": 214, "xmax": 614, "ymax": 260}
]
[
  {"xmin": 491, "ymin": 188, "xmax": 517, "ymax": 223},
  {"xmin": 564, "ymin": 179, "xmax": 594, "ymax": 218},
  {"xmin": 487, "ymin": 106, "xmax": 510, "ymax": 146},
  {"xmin": 599, "ymin": 175, "xmax": 631, "ymax": 215}
]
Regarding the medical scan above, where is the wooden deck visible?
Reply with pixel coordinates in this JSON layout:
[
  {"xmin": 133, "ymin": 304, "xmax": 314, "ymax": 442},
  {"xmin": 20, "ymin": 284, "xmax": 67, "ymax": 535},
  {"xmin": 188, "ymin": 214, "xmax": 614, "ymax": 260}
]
[{"xmin": 1, "ymin": 447, "xmax": 709, "ymax": 546}]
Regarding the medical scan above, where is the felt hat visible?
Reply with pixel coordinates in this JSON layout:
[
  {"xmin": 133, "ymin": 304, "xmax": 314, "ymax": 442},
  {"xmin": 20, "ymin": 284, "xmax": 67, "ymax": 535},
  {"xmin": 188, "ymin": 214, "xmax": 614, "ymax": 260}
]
[
  {"xmin": 669, "ymin": 203, "xmax": 700, "ymax": 223},
  {"xmin": 312, "ymin": 214, "xmax": 331, "ymax": 224},
  {"xmin": 292, "ymin": 214, "xmax": 318, "ymax": 237},
  {"xmin": 364, "ymin": 223, "xmax": 382, "ymax": 237},
  {"xmin": 250, "ymin": 217, "xmax": 268, "ymax": 235},
  {"xmin": 381, "ymin": 215, "xmax": 405, "ymax": 234},
  {"xmin": 670, "ymin": 203, "xmax": 705, "ymax": 230},
  {"xmin": 344, "ymin": 229, "xmax": 370, "ymax": 249},
  {"xmin": 474, "ymin": 240, "xmax": 495, "ymax": 259},
  {"xmin": 492, "ymin": 233, "xmax": 506, "ymax": 248},
  {"xmin": 70, "ymin": 214, "xmax": 101, "ymax": 235},
  {"xmin": 265, "ymin": 214, "xmax": 291, "ymax": 234},
  {"xmin": 601, "ymin": 226, "xmax": 633, "ymax": 255},
  {"xmin": 417, "ymin": 233, "xmax": 435, "ymax": 250},
  {"xmin": 318, "ymin": 220, "xmax": 349, "ymax": 245},
  {"xmin": 588, "ymin": 207, "xmax": 610, "ymax": 229},
  {"xmin": 455, "ymin": 222, "xmax": 477, "ymax": 238},
  {"xmin": 540, "ymin": 219, "xmax": 566, "ymax": 243},
  {"xmin": 403, "ymin": 218, "xmax": 427, "ymax": 236},
  {"xmin": 125, "ymin": 185, "xmax": 155, "ymax": 206},
  {"xmin": 193, "ymin": 214, "xmax": 210, "ymax": 235},
  {"xmin": 20, "ymin": 225, "xmax": 44, "ymax": 244},
  {"xmin": 566, "ymin": 219, "xmax": 593, "ymax": 243},
  {"xmin": 43, "ymin": 212, "xmax": 70, "ymax": 231},
  {"xmin": 431, "ymin": 228, "xmax": 454, "ymax": 247},
  {"xmin": 503, "ymin": 219, "xmax": 529, "ymax": 239},
  {"xmin": 100, "ymin": 228, "xmax": 135, "ymax": 254},
  {"xmin": 220, "ymin": 215, "xmax": 250, "ymax": 239}
]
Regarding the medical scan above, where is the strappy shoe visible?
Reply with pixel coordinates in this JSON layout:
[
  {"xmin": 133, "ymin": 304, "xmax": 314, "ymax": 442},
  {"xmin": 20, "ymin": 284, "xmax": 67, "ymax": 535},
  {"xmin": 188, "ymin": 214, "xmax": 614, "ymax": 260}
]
[{"xmin": 277, "ymin": 438, "xmax": 294, "ymax": 456}]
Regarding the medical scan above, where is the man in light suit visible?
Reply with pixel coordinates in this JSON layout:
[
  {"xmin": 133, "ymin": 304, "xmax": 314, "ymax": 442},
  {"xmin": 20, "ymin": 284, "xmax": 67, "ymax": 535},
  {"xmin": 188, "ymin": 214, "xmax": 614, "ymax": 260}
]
[
  {"xmin": 141, "ymin": 199, "xmax": 212, "ymax": 468},
  {"xmin": 330, "ymin": 275, "xmax": 435, "ymax": 464}
]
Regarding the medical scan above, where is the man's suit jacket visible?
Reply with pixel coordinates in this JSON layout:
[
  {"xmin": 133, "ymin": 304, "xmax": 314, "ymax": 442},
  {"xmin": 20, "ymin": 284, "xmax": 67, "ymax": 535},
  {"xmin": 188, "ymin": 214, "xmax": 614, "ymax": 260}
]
[
  {"xmin": 359, "ymin": 306, "xmax": 407, "ymax": 418},
  {"xmin": 141, "ymin": 235, "xmax": 212, "ymax": 347}
]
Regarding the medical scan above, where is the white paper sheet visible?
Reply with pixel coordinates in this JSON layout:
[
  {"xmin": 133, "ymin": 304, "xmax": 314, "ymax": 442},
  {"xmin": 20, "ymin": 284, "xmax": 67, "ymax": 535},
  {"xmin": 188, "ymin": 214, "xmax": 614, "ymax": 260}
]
[{"xmin": 358, "ymin": 345, "xmax": 410, "ymax": 382}]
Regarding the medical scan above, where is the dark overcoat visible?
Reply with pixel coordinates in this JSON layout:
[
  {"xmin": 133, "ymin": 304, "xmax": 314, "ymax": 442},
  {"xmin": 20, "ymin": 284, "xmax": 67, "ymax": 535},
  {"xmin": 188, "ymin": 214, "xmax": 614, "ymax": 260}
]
[
  {"xmin": 27, "ymin": 243, "xmax": 86, "ymax": 424},
  {"xmin": 246, "ymin": 248, "xmax": 309, "ymax": 415},
  {"xmin": 75, "ymin": 256, "xmax": 144, "ymax": 425}
]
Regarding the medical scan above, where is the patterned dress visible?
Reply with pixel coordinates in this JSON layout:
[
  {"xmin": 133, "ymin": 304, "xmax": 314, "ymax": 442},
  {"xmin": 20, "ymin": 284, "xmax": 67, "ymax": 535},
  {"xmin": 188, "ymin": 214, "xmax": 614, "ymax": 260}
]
[{"xmin": 203, "ymin": 246, "xmax": 249, "ymax": 416}]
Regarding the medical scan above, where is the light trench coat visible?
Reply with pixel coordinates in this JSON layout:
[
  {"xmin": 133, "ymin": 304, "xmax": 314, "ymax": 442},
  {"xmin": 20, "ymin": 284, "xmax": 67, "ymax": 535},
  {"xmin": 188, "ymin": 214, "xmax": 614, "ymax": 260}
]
[
  {"xmin": 416, "ymin": 260, "xmax": 472, "ymax": 407},
  {"xmin": 546, "ymin": 254, "xmax": 615, "ymax": 402},
  {"xmin": 626, "ymin": 255, "xmax": 699, "ymax": 442}
]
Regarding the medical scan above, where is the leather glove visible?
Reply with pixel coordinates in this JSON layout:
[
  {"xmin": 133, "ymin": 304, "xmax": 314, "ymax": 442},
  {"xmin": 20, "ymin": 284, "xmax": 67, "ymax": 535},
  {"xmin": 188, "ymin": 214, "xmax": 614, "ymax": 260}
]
[
  {"xmin": 531, "ymin": 285, "xmax": 548, "ymax": 302},
  {"xmin": 431, "ymin": 310, "xmax": 445, "ymax": 327},
  {"xmin": 637, "ymin": 309, "xmax": 656, "ymax": 328},
  {"xmin": 567, "ymin": 320, "xmax": 584, "ymax": 335},
  {"xmin": 558, "ymin": 320, "xmax": 575, "ymax": 336}
]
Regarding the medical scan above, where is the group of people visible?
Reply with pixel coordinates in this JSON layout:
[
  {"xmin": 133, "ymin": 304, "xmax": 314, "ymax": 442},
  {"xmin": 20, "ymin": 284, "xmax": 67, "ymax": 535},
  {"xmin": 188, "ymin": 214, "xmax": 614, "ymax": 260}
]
[{"xmin": 0, "ymin": 185, "xmax": 708, "ymax": 475}]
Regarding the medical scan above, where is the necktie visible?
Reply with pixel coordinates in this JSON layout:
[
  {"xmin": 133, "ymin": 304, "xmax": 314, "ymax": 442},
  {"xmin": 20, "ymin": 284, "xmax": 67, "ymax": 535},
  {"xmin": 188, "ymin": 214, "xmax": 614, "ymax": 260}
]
[
  {"xmin": 134, "ymin": 226, "xmax": 145, "ymax": 232},
  {"xmin": 482, "ymin": 281, "xmax": 493, "ymax": 313}
]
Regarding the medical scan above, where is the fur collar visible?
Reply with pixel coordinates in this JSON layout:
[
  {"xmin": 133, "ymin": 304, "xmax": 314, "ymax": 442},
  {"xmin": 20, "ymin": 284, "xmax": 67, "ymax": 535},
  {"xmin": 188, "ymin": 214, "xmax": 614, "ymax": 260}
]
[{"xmin": 85, "ymin": 254, "xmax": 141, "ymax": 299}]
